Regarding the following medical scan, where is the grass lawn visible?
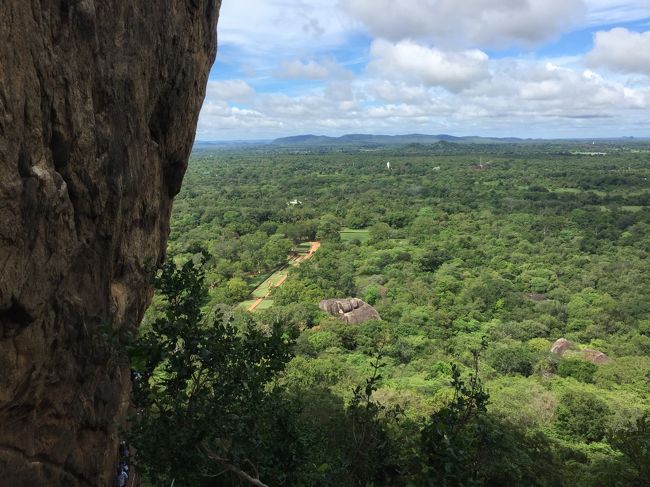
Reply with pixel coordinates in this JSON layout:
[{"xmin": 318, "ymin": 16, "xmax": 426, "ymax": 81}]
[
  {"xmin": 252, "ymin": 269, "xmax": 286, "ymax": 298},
  {"xmin": 254, "ymin": 299, "xmax": 274, "ymax": 310},
  {"xmin": 238, "ymin": 300, "xmax": 257, "ymax": 310},
  {"xmin": 296, "ymin": 242, "xmax": 312, "ymax": 252},
  {"xmin": 239, "ymin": 241, "xmax": 320, "ymax": 310},
  {"xmin": 340, "ymin": 227, "xmax": 370, "ymax": 243},
  {"xmin": 249, "ymin": 271, "xmax": 272, "ymax": 289}
]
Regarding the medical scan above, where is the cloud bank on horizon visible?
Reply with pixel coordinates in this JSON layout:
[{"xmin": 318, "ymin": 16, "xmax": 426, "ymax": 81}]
[{"xmin": 197, "ymin": 0, "xmax": 650, "ymax": 140}]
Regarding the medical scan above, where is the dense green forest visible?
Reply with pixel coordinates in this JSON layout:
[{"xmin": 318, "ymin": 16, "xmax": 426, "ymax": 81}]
[{"xmin": 131, "ymin": 141, "xmax": 650, "ymax": 486}]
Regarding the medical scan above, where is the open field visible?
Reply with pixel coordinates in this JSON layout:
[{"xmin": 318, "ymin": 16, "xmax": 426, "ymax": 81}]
[
  {"xmin": 295, "ymin": 242, "xmax": 313, "ymax": 252},
  {"xmin": 254, "ymin": 299, "xmax": 274, "ymax": 310},
  {"xmin": 251, "ymin": 268, "xmax": 287, "ymax": 298},
  {"xmin": 339, "ymin": 228, "xmax": 370, "ymax": 243},
  {"xmin": 238, "ymin": 299, "xmax": 257, "ymax": 310},
  {"xmin": 245, "ymin": 241, "xmax": 320, "ymax": 311}
]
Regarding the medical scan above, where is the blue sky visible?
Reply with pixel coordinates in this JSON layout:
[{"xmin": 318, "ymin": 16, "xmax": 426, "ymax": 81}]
[{"xmin": 196, "ymin": 0, "xmax": 650, "ymax": 140}]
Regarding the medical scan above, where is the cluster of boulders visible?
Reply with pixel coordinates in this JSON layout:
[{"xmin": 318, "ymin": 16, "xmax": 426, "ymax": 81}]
[
  {"xmin": 550, "ymin": 338, "xmax": 610, "ymax": 364},
  {"xmin": 319, "ymin": 298, "xmax": 381, "ymax": 324}
]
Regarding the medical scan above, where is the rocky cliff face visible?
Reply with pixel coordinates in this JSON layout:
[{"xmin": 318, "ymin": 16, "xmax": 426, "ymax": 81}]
[{"xmin": 0, "ymin": 1, "xmax": 220, "ymax": 484}]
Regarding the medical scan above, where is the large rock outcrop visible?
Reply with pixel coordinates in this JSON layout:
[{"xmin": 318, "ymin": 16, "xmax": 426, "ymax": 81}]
[
  {"xmin": 581, "ymin": 348, "xmax": 610, "ymax": 365},
  {"xmin": 550, "ymin": 338, "xmax": 574, "ymax": 355},
  {"xmin": 319, "ymin": 298, "xmax": 381, "ymax": 324},
  {"xmin": 550, "ymin": 338, "xmax": 610, "ymax": 365},
  {"xmin": 0, "ymin": 1, "xmax": 220, "ymax": 485}
]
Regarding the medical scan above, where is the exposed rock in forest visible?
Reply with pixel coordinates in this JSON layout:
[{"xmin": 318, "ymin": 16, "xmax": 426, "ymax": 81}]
[
  {"xmin": 582, "ymin": 348, "xmax": 610, "ymax": 365},
  {"xmin": 0, "ymin": 1, "xmax": 220, "ymax": 485},
  {"xmin": 524, "ymin": 293, "xmax": 547, "ymax": 302},
  {"xmin": 550, "ymin": 338, "xmax": 575, "ymax": 355},
  {"xmin": 319, "ymin": 298, "xmax": 381, "ymax": 324},
  {"xmin": 550, "ymin": 339, "xmax": 609, "ymax": 364}
]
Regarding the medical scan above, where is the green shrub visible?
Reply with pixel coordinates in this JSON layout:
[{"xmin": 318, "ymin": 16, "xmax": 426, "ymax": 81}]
[
  {"xmin": 557, "ymin": 358, "xmax": 598, "ymax": 383},
  {"xmin": 307, "ymin": 330, "xmax": 342, "ymax": 353},
  {"xmin": 489, "ymin": 344, "xmax": 535, "ymax": 377},
  {"xmin": 295, "ymin": 329, "xmax": 342, "ymax": 355},
  {"xmin": 555, "ymin": 391, "xmax": 610, "ymax": 443},
  {"xmin": 594, "ymin": 356, "xmax": 650, "ymax": 388}
]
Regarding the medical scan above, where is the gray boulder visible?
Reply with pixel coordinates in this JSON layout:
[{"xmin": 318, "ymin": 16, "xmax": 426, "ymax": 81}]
[{"xmin": 319, "ymin": 298, "xmax": 381, "ymax": 324}]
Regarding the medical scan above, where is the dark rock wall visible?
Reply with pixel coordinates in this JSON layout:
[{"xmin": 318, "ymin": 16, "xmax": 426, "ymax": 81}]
[{"xmin": 0, "ymin": 1, "xmax": 220, "ymax": 484}]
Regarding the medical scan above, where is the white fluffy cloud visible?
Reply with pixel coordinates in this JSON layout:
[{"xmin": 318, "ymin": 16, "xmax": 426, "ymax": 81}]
[
  {"xmin": 275, "ymin": 59, "xmax": 353, "ymax": 80},
  {"xmin": 205, "ymin": 80, "xmax": 255, "ymax": 103},
  {"xmin": 342, "ymin": 0, "xmax": 586, "ymax": 47},
  {"xmin": 587, "ymin": 28, "xmax": 650, "ymax": 75},
  {"xmin": 198, "ymin": 0, "xmax": 650, "ymax": 138},
  {"xmin": 198, "ymin": 55, "xmax": 650, "ymax": 139},
  {"xmin": 277, "ymin": 60, "xmax": 330, "ymax": 79},
  {"xmin": 197, "ymin": 100, "xmax": 285, "ymax": 138},
  {"xmin": 366, "ymin": 81, "xmax": 430, "ymax": 103},
  {"xmin": 505, "ymin": 61, "xmax": 649, "ymax": 112},
  {"xmin": 368, "ymin": 40, "xmax": 490, "ymax": 91},
  {"xmin": 218, "ymin": 0, "xmax": 353, "ymax": 55}
]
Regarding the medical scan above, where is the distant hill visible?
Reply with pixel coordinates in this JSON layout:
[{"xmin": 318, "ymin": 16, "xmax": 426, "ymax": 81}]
[
  {"xmin": 271, "ymin": 133, "xmax": 526, "ymax": 146},
  {"xmin": 192, "ymin": 135, "xmax": 650, "ymax": 151}
]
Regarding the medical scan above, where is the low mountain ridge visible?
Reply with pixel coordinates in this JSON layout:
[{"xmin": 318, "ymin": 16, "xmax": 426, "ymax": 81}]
[{"xmin": 272, "ymin": 133, "xmax": 526, "ymax": 146}]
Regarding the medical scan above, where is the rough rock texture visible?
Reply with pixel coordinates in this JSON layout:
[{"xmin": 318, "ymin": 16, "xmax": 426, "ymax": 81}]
[
  {"xmin": 319, "ymin": 298, "xmax": 381, "ymax": 324},
  {"xmin": 550, "ymin": 338, "xmax": 574, "ymax": 355},
  {"xmin": 582, "ymin": 348, "xmax": 610, "ymax": 365},
  {"xmin": 550, "ymin": 339, "xmax": 609, "ymax": 364},
  {"xmin": 0, "ymin": 1, "xmax": 220, "ymax": 485}
]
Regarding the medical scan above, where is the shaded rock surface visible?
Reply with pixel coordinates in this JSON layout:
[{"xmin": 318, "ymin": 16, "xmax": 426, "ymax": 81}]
[
  {"xmin": 550, "ymin": 338, "xmax": 609, "ymax": 364},
  {"xmin": 319, "ymin": 298, "xmax": 381, "ymax": 324},
  {"xmin": 582, "ymin": 348, "xmax": 610, "ymax": 365},
  {"xmin": 0, "ymin": 1, "xmax": 220, "ymax": 485},
  {"xmin": 550, "ymin": 338, "xmax": 574, "ymax": 355}
]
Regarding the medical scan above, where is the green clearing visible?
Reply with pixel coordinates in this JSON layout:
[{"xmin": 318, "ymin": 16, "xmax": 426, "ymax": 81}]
[
  {"xmin": 251, "ymin": 268, "xmax": 286, "ymax": 298},
  {"xmin": 254, "ymin": 299, "xmax": 274, "ymax": 310},
  {"xmin": 339, "ymin": 227, "xmax": 370, "ymax": 243},
  {"xmin": 238, "ymin": 299, "xmax": 257, "ymax": 310},
  {"xmin": 241, "ymin": 242, "xmax": 319, "ymax": 310},
  {"xmin": 249, "ymin": 271, "xmax": 273, "ymax": 289},
  {"xmin": 296, "ymin": 242, "xmax": 312, "ymax": 252}
]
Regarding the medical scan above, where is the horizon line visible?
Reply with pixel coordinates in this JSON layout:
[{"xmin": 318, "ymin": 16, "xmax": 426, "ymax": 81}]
[{"xmin": 194, "ymin": 133, "xmax": 649, "ymax": 144}]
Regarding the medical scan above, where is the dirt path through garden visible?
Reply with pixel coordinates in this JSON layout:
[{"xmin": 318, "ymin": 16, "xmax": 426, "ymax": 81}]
[{"xmin": 246, "ymin": 241, "xmax": 320, "ymax": 312}]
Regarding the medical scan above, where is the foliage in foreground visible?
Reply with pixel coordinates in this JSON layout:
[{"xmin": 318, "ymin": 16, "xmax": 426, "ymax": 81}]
[
  {"xmin": 130, "ymin": 261, "xmax": 649, "ymax": 486},
  {"xmin": 130, "ymin": 260, "xmax": 300, "ymax": 486}
]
